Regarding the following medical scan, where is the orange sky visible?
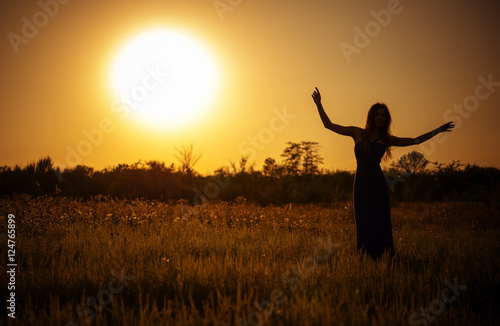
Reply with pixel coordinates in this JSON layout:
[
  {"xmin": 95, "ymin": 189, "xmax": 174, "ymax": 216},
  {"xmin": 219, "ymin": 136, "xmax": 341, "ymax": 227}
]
[{"xmin": 1, "ymin": 0, "xmax": 499, "ymax": 174}]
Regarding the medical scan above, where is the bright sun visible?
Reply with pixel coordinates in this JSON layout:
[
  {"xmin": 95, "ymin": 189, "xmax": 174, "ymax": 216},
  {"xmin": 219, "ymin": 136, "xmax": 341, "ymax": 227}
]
[{"xmin": 110, "ymin": 28, "xmax": 219, "ymax": 130}]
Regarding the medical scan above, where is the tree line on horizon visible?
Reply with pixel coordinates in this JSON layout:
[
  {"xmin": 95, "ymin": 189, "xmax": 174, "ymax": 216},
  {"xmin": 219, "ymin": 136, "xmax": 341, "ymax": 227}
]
[{"xmin": 1, "ymin": 142, "xmax": 499, "ymax": 204}]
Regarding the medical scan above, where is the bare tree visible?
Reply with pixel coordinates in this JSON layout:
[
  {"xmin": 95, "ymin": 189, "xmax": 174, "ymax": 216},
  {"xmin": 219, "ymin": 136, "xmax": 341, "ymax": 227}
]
[
  {"xmin": 173, "ymin": 143, "xmax": 202, "ymax": 175},
  {"xmin": 229, "ymin": 155, "xmax": 255, "ymax": 175}
]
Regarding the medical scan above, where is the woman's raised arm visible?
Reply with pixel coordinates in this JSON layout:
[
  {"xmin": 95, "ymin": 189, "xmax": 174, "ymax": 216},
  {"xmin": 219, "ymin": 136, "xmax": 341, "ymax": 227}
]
[
  {"xmin": 389, "ymin": 121, "xmax": 455, "ymax": 147},
  {"xmin": 312, "ymin": 87, "xmax": 360, "ymax": 139}
]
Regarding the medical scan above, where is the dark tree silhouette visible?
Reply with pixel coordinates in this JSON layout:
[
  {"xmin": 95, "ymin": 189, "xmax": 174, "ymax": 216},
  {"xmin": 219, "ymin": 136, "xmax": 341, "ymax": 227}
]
[
  {"xmin": 230, "ymin": 155, "xmax": 254, "ymax": 175},
  {"xmin": 301, "ymin": 141, "xmax": 324, "ymax": 176},
  {"xmin": 389, "ymin": 151, "xmax": 429, "ymax": 177},
  {"xmin": 173, "ymin": 143, "xmax": 202, "ymax": 175},
  {"xmin": 262, "ymin": 157, "xmax": 280, "ymax": 178},
  {"xmin": 281, "ymin": 142, "xmax": 303, "ymax": 176}
]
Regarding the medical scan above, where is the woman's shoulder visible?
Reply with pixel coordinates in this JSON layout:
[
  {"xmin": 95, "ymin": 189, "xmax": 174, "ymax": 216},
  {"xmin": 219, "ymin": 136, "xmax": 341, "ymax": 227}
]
[{"xmin": 353, "ymin": 127, "xmax": 366, "ymax": 143}]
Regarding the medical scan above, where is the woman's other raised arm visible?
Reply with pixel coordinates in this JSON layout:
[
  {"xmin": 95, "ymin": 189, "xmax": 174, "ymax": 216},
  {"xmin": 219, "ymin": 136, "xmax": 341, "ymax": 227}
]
[
  {"xmin": 389, "ymin": 121, "xmax": 455, "ymax": 147},
  {"xmin": 312, "ymin": 87, "xmax": 360, "ymax": 140}
]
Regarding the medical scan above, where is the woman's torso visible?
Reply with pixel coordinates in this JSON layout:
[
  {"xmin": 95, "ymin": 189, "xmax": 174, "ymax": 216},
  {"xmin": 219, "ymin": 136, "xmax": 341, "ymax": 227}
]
[{"xmin": 354, "ymin": 137, "xmax": 386, "ymax": 168}]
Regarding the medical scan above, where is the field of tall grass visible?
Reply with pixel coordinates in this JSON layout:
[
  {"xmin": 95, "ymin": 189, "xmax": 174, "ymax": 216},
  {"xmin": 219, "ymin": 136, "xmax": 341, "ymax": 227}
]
[{"xmin": 1, "ymin": 195, "xmax": 498, "ymax": 325}]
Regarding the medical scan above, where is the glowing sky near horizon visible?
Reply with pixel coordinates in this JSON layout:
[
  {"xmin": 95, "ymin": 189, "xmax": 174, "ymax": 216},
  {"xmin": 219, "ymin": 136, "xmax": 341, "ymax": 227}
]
[{"xmin": 1, "ymin": 0, "xmax": 499, "ymax": 174}]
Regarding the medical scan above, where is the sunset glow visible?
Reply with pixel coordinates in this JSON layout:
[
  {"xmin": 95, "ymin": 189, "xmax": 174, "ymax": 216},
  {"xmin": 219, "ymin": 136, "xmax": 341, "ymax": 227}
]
[
  {"xmin": 1, "ymin": 0, "xmax": 499, "ymax": 171},
  {"xmin": 1, "ymin": 1, "xmax": 499, "ymax": 324},
  {"xmin": 109, "ymin": 29, "xmax": 219, "ymax": 130}
]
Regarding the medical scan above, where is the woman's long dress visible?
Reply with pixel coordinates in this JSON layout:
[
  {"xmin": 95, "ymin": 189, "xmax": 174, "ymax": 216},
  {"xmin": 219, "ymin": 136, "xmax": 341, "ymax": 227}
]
[{"xmin": 353, "ymin": 138, "xmax": 395, "ymax": 259}]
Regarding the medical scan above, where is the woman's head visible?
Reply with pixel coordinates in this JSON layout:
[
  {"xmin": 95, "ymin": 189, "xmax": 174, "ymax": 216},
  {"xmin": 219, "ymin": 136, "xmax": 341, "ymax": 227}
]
[{"xmin": 365, "ymin": 103, "xmax": 392, "ymax": 134}]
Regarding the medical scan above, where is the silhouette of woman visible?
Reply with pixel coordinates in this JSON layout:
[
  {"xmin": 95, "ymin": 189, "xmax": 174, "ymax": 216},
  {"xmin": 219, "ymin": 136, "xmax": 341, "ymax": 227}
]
[{"xmin": 312, "ymin": 87, "xmax": 454, "ymax": 259}]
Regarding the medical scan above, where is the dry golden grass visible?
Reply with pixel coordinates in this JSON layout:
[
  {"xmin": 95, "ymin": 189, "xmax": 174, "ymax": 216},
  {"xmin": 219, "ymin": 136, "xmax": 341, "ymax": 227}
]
[{"xmin": 0, "ymin": 195, "xmax": 498, "ymax": 325}]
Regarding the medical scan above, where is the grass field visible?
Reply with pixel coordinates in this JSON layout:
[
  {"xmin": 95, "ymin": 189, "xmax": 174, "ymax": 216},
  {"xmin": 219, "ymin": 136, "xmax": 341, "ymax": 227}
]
[{"xmin": 1, "ymin": 195, "xmax": 499, "ymax": 325}]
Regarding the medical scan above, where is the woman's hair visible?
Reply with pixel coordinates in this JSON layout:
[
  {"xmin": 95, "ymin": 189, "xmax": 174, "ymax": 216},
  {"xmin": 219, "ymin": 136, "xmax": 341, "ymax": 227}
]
[{"xmin": 362, "ymin": 103, "xmax": 392, "ymax": 161}]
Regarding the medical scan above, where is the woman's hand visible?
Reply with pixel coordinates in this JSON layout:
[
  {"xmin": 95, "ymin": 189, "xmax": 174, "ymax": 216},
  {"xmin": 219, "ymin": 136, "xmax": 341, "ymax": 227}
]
[
  {"xmin": 438, "ymin": 121, "xmax": 455, "ymax": 132},
  {"xmin": 312, "ymin": 87, "xmax": 321, "ymax": 105}
]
